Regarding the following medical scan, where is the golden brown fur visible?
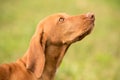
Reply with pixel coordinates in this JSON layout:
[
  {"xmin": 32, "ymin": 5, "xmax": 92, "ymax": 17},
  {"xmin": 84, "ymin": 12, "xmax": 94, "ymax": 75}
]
[{"xmin": 0, "ymin": 13, "xmax": 95, "ymax": 80}]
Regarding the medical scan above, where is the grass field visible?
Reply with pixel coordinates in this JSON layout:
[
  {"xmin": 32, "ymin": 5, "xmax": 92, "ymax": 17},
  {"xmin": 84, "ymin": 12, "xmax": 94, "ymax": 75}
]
[{"xmin": 0, "ymin": 0, "xmax": 120, "ymax": 80}]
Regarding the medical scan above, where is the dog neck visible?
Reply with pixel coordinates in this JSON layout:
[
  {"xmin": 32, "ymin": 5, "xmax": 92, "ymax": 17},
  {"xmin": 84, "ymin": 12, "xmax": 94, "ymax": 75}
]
[
  {"xmin": 40, "ymin": 43, "xmax": 69, "ymax": 80},
  {"xmin": 21, "ymin": 43, "xmax": 69, "ymax": 80}
]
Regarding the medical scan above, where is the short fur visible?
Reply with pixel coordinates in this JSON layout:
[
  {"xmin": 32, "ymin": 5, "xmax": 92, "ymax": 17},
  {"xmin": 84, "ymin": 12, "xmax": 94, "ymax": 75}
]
[{"xmin": 0, "ymin": 13, "xmax": 95, "ymax": 80}]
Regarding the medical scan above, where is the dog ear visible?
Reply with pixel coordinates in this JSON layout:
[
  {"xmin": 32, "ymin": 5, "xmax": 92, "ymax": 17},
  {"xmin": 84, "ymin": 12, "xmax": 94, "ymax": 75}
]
[{"xmin": 26, "ymin": 23, "xmax": 46, "ymax": 78}]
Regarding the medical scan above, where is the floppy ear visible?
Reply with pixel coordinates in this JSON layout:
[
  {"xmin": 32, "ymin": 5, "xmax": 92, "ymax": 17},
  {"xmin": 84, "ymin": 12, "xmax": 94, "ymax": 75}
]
[{"xmin": 26, "ymin": 24, "xmax": 46, "ymax": 78}]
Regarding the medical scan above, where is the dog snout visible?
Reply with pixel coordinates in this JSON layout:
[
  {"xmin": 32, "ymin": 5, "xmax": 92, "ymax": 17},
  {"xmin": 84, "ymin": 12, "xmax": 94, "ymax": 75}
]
[{"xmin": 86, "ymin": 12, "xmax": 95, "ymax": 21}]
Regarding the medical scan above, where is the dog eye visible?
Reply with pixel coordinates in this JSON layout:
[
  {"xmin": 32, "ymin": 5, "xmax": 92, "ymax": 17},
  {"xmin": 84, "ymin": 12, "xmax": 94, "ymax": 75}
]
[{"xmin": 59, "ymin": 17, "xmax": 65, "ymax": 22}]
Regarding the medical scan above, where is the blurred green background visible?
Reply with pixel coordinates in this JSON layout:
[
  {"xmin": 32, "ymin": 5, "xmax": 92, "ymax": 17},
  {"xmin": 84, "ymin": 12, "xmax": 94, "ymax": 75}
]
[{"xmin": 0, "ymin": 0, "xmax": 120, "ymax": 80}]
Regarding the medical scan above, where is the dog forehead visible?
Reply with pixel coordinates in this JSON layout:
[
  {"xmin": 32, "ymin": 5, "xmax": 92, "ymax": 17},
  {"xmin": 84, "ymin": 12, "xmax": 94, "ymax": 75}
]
[
  {"xmin": 54, "ymin": 13, "xmax": 68, "ymax": 16},
  {"xmin": 39, "ymin": 13, "xmax": 70, "ymax": 27},
  {"xmin": 49, "ymin": 13, "xmax": 69, "ymax": 18}
]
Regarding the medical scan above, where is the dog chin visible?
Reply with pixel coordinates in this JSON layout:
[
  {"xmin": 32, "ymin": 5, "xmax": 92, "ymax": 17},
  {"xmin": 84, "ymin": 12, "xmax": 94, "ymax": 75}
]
[
  {"xmin": 73, "ymin": 25, "xmax": 94, "ymax": 43},
  {"xmin": 64, "ymin": 23, "xmax": 94, "ymax": 45}
]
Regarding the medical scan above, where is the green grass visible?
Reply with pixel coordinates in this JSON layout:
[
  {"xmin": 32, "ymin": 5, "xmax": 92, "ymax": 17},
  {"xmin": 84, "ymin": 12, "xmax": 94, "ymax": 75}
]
[{"xmin": 0, "ymin": 0, "xmax": 120, "ymax": 80}]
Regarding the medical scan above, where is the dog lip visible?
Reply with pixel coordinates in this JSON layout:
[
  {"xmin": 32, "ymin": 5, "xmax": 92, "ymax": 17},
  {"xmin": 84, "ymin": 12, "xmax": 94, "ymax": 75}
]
[
  {"xmin": 77, "ymin": 23, "xmax": 94, "ymax": 40},
  {"xmin": 64, "ymin": 23, "xmax": 94, "ymax": 44}
]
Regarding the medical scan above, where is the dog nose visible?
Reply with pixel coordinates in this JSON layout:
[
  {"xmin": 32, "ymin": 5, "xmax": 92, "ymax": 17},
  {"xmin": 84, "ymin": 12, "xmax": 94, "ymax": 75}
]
[{"xmin": 86, "ymin": 12, "xmax": 95, "ymax": 20}]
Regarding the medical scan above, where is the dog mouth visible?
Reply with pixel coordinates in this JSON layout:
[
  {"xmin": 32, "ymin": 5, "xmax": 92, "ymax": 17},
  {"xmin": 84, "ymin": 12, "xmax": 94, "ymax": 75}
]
[
  {"xmin": 73, "ymin": 23, "xmax": 94, "ymax": 43},
  {"xmin": 65, "ymin": 22, "xmax": 94, "ymax": 45},
  {"xmin": 79, "ymin": 24, "xmax": 94, "ymax": 40},
  {"xmin": 77, "ymin": 26, "xmax": 92, "ymax": 41}
]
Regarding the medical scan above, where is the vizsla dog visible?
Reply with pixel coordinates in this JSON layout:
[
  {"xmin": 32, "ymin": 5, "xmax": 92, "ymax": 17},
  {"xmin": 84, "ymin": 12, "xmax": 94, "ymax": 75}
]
[{"xmin": 0, "ymin": 13, "xmax": 95, "ymax": 80}]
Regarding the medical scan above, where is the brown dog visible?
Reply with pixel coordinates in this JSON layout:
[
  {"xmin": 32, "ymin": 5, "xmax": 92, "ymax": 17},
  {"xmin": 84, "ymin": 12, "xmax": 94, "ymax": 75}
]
[{"xmin": 0, "ymin": 13, "xmax": 95, "ymax": 80}]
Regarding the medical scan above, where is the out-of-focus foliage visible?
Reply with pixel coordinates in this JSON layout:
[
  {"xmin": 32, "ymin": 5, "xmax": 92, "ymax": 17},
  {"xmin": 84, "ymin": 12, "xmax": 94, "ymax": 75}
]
[{"xmin": 0, "ymin": 0, "xmax": 120, "ymax": 80}]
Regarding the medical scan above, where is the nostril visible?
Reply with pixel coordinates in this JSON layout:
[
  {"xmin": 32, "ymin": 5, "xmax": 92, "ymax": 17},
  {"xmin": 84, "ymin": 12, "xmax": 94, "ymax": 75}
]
[
  {"xmin": 86, "ymin": 12, "xmax": 95, "ymax": 19},
  {"xmin": 91, "ymin": 14, "xmax": 94, "ymax": 19}
]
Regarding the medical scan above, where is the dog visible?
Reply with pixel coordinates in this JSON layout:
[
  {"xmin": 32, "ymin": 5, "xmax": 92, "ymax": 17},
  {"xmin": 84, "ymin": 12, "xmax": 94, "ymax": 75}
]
[{"xmin": 0, "ymin": 13, "xmax": 95, "ymax": 80}]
